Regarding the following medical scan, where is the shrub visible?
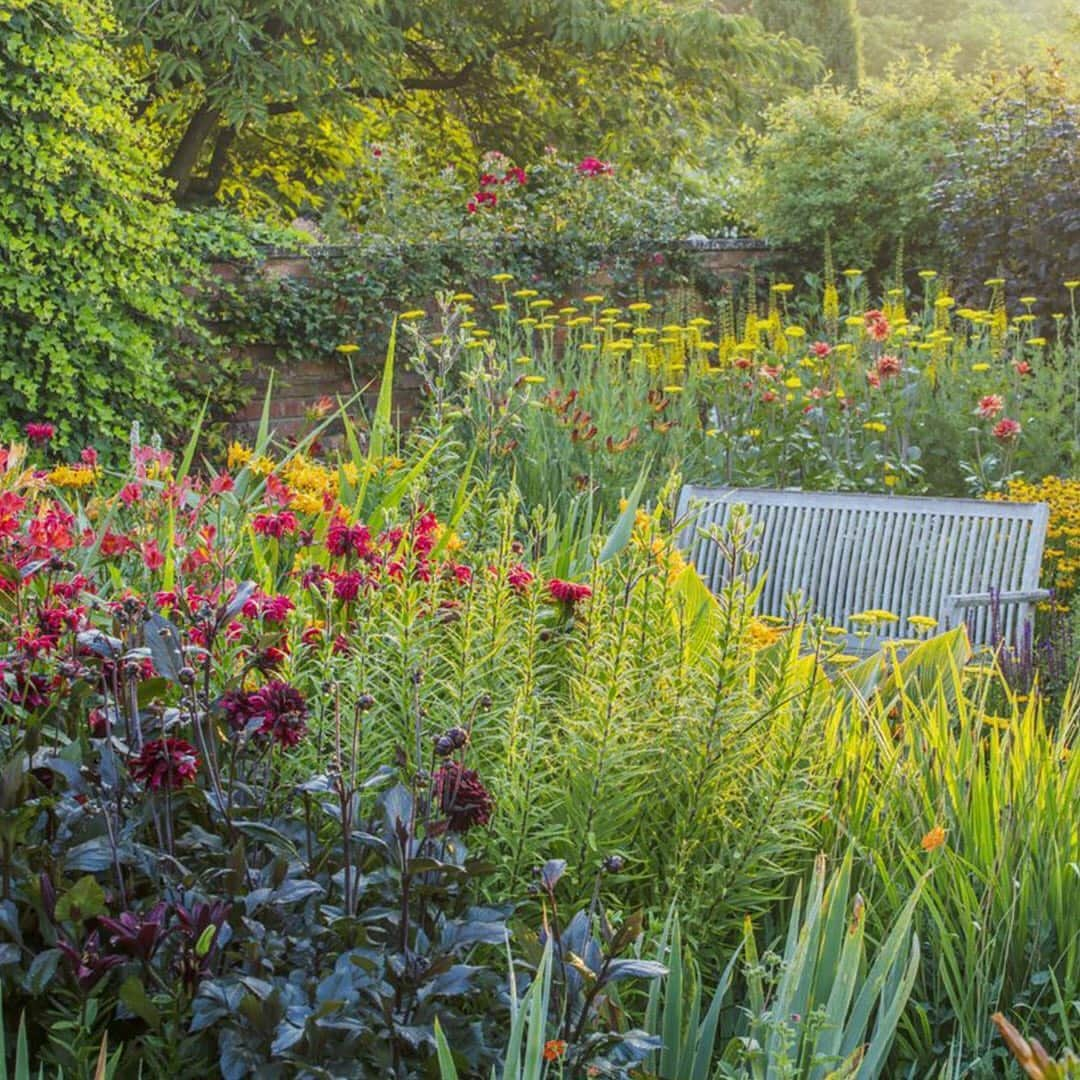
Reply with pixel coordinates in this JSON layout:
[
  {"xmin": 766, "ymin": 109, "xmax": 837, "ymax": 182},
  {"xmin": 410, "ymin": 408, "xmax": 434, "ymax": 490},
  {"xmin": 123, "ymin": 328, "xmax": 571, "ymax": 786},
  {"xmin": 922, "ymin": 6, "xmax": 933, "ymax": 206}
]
[
  {"xmin": 932, "ymin": 60, "xmax": 1080, "ymax": 309},
  {"xmin": 732, "ymin": 60, "xmax": 978, "ymax": 277},
  {"xmin": 0, "ymin": 0, "xmax": 193, "ymax": 450}
]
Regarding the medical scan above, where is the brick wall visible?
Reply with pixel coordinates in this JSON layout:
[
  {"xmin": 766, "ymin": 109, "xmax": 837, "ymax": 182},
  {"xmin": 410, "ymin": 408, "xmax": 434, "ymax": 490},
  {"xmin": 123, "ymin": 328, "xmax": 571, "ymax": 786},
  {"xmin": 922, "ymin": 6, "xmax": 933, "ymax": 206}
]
[{"xmin": 219, "ymin": 239, "xmax": 772, "ymax": 441}]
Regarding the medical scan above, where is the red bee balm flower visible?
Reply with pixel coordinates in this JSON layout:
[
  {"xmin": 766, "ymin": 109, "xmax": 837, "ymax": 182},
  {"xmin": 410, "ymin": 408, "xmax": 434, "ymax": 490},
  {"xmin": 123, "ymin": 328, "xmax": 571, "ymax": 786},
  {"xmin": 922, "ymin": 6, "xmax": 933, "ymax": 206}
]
[
  {"xmin": 433, "ymin": 761, "xmax": 494, "ymax": 832},
  {"xmin": 24, "ymin": 422, "xmax": 55, "ymax": 443},
  {"xmin": 993, "ymin": 418, "xmax": 1022, "ymax": 442},
  {"xmin": 507, "ymin": 564, "xmax": 534, "ymax": 593},
  {"xmin": 548, "ymin": 579, "xmax": 592, "ymax": 604},
  {"xmin": 129, "ymin": 738, "xmax": 199, "ymax": 790}
]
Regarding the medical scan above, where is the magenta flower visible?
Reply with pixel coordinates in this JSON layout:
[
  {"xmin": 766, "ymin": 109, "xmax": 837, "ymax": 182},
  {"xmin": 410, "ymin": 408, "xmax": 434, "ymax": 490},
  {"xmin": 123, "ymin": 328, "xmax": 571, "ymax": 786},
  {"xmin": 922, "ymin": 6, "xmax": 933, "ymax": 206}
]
[{"xmin": 24, "ymin": 422, "xmax": 56, "ymax": 444}]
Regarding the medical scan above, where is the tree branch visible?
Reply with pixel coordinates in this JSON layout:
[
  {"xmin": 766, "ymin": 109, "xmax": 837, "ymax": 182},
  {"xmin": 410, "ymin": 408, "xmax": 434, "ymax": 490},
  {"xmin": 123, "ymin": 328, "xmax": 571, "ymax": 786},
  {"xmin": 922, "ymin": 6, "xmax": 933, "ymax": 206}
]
[{"xmin": 264, "ymin": 60, "xmax": 477, "ymax": 117}]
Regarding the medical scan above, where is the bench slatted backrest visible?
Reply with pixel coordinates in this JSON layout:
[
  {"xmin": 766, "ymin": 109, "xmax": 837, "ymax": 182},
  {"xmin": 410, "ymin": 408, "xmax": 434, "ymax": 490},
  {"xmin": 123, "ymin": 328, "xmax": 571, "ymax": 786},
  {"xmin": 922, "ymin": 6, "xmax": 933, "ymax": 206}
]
[{"xmin": 675, "ymin": 486, "xmax": 1050, "ymax": 648}]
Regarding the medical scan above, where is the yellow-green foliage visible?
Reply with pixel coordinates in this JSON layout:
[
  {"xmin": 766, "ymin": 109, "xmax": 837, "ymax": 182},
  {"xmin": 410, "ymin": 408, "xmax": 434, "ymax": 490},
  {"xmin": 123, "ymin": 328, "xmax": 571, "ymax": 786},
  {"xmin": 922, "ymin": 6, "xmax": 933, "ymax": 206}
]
[
  {"xmin": 0, "ymin": 0, "xmax": 187, "ymax": 447},
  {"xmin": 732, "ymin": 58, "xmax": 978, "ymax": 272}
]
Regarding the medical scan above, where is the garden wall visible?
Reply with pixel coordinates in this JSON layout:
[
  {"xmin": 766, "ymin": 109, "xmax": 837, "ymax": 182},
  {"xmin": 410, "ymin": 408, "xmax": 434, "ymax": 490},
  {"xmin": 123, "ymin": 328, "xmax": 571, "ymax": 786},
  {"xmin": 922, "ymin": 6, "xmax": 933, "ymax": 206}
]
[{"xmin": 216, "ymin": 239, "xmax": 772, "ymax": 440}]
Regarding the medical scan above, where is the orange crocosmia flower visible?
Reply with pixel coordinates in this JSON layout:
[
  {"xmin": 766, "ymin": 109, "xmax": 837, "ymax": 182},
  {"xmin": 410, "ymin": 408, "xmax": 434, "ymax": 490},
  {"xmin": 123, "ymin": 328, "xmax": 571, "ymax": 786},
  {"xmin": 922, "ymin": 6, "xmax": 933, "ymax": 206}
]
[
  {"xmin": 543, "ymin": 1040, "xmax": 568, "ymax": 1062},
  {"xmin": 921, "ymin": 826, "xmax": 946, "ymax": 852}
]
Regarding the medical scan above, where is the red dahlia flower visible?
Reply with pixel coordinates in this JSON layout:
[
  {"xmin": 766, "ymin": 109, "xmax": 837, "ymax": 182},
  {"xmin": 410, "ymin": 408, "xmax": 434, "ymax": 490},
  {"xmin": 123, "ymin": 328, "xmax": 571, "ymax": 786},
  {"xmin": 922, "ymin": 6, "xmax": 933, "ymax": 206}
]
[
  {"xmin": 433, "ymin": 761, "xmax": 494, "ymax": 832},
  {"xmin": 247, "ymin": 680, "xmax": 308, "ymax": 746},
  {"xmin": 977, "ymin": 394, "xmax": 1004, "ymax": 419},
  {"xmin": 129, "ymin": 738, "xmax": 200, "ymax": 791},
  {"xmin": 993, "ymin": 417, "xmax": 1022, "ymax": 442}
]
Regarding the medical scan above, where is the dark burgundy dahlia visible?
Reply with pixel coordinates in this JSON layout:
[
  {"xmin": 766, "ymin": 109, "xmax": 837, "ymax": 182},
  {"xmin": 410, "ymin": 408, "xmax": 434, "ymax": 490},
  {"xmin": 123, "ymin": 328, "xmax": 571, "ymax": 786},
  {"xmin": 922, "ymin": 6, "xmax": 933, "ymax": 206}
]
[{"xmin": 433, "ymin": 761, "xmax": 493, "ymax": 832}]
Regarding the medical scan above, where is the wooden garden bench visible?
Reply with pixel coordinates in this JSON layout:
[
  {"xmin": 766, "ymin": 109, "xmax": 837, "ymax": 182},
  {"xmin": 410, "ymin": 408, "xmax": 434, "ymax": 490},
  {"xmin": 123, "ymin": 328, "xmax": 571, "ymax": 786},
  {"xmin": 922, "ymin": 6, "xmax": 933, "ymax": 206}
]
[{"xmin": 675, "ymin": 486, "xmax": 1051, "ymax": 650}]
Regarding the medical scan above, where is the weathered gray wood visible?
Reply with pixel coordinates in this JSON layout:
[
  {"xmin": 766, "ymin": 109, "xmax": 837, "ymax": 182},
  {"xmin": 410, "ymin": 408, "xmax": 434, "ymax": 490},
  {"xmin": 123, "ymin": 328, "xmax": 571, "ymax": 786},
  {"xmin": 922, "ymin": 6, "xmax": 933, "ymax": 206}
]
[{"xmin": 675, "ymin": 486, "xmax": 1051, "ymax": 649}]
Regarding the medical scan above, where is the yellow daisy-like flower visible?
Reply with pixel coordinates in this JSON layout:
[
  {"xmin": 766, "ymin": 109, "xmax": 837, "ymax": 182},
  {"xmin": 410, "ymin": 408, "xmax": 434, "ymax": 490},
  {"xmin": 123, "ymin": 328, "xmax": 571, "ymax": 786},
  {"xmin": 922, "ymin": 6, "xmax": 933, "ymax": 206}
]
[{"xmin": 863, "ymin": 421, "xmax": 887, "ymax": 433}]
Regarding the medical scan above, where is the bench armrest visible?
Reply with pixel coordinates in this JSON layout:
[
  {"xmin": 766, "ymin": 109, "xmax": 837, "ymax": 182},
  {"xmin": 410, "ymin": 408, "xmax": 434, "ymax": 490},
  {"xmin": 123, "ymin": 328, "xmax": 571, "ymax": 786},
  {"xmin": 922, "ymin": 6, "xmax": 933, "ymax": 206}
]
[{"xmin": 945, "ymin": 589, "xmax": 1051, "ymax": 608}]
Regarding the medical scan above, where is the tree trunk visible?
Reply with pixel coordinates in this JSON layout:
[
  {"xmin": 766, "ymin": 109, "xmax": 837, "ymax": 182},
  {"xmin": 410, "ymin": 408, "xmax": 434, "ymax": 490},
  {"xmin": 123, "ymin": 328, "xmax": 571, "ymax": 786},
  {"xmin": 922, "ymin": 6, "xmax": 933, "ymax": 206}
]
[{"xmin": 164, "ymin": 104, "xmax": 221, "ymax": 199}]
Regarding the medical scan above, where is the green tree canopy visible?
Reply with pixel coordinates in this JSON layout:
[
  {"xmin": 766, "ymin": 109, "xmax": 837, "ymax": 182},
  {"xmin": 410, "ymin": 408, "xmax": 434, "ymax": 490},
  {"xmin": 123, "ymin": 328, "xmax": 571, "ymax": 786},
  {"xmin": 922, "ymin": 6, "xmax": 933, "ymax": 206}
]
[
  {"xmin": 751, "ymin": 0, "xmax": 862, "ymax": 87},
  {"xmin": 114, "ymin": 0, "xmax": 808, "ymax": 213}
]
